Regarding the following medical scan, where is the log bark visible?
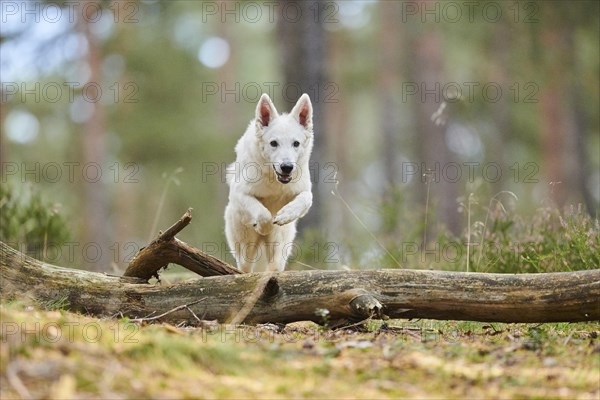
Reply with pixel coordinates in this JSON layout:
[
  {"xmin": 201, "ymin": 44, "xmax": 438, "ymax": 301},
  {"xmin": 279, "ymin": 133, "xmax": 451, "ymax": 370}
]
[
  {"xmin": 1, "ymin": 241, "xmax": 598, "ymax": 325},
  {"xmin": 123, "ymin": 209, "xmax": 241, "ymax": 280}
]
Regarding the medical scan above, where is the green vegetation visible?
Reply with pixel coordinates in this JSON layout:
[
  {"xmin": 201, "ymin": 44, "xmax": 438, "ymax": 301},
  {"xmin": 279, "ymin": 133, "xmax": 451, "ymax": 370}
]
[
  {"xmin": 294, "ymin": 194, "xmax": 600, "ymax": 273},
  {"xmin": 448, "ymin": 200, "xmax": 599, "ymax": 273},
  {"xmin": 0, "ymin": 182, "xmax": 71, "ymax": 259}
]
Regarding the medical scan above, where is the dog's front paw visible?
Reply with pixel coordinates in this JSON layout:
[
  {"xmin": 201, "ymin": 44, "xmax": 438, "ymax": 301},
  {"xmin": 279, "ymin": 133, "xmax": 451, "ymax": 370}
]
[
  {"xmin": 273, "ymin": 207, "xmax": 298, "ymax": 226},
  {"xmin": 253, "ymin": 213, "xmax": 273, "ymax": 235}
]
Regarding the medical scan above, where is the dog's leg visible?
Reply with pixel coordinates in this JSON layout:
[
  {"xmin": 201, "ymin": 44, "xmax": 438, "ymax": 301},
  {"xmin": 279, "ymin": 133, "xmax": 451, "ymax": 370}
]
[
  {"xmin": 273, "ymin": 191, "xmax": 313, "ymax": 226},
  {"xmin": 266, "ymin": 224, "xmax": 297, "ymax": 271},
  {"xmin": 238, "ymin": 234, "xmax": 261, "ymax": 273},
  {"xmin": 227, "ymin": 226, "xmax": 262, "ymax": 273},
  {"xmin": 230, "ymin": 192, "xmax": 274, "ymax": 235},
  {"xmin": 225, "ymin": 202, "xmax": 264, "ymax": 272},
  {"xmin": 226, "ymin": 192, "xmax": 276, "ymax": 271},
  {"xmin": 264, "ymin": 239, "xmax": 278, "ymax": 271}
]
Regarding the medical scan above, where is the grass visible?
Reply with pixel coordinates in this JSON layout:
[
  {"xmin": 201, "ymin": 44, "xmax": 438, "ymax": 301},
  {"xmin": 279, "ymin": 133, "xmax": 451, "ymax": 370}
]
[
  {"xmin": 1, "ymin": 302, "xmax": 598, "ymax": 399},
  {"xmin": 293, "ymin": 180, "xmax": 599, "ymax": 273},
  {"xmin": 341, "ymin": 195, "xmax": 600, "ymax": 273}
]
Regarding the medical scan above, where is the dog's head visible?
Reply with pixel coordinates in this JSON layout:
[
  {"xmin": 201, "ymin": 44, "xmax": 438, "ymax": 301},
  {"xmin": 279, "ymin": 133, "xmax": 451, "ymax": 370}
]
[{"xmin": 254, "ymin": 93, "xmax": 313, "ymax": 184}]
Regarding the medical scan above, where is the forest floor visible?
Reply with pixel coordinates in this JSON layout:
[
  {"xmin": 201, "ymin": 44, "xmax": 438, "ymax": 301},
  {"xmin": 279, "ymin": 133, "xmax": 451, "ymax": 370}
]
[{"xmin": 1, "ymin": 302, "xmax": 598, "ymax": 399}]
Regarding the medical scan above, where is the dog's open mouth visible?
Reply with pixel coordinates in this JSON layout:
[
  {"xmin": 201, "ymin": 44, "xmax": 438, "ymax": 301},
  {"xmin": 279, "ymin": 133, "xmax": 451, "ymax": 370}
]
[{"xmin": 273, "ymin": 166, "xmax": 292, "ymax": 184}]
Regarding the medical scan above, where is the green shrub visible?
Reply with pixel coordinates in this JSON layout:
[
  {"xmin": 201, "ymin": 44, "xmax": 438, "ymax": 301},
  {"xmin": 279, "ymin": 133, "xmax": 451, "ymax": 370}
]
[
  {"xmin": 0, "ymin": 182, "xmax": 71, "ymax": 259},
  {"xmin": 318, "ymin": 186, "xmax": 599, "ymax": 273}
]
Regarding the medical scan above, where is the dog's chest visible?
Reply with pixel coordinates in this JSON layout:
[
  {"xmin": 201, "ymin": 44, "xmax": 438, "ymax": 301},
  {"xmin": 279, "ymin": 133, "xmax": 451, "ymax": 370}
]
[{"xmin": 254, "ymin": 186, "xmax": 296, "ymax": 214}]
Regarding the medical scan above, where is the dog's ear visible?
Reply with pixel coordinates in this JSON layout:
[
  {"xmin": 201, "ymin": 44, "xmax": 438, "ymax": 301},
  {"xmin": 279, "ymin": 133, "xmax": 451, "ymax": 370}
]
[
  {"xmin": 255, "ymin": 93, "xmax": 278, "ymax": 132},
  {"xmin": 290, "ymin": 93, "xmax": 313, "ymax": 132}
]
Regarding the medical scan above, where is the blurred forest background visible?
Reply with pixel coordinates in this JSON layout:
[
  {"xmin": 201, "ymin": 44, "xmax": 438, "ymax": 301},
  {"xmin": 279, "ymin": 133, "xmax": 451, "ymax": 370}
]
[{"xmin": 1, "ymin": 0, "xmax": 599, "ymax": 272}]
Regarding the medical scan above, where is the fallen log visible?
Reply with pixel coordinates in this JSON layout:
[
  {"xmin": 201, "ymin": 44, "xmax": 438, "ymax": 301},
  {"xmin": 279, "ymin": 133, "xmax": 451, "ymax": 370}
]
[{"xmin": 1, "ymin": 240, "xmax": 598, "ymax": 324}]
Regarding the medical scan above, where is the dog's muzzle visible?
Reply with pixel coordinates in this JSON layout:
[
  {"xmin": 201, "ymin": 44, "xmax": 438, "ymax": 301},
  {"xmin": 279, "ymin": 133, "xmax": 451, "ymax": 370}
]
[{"xmin": 273, "ymin": 164, "xmax": 293, "ymax": 184}]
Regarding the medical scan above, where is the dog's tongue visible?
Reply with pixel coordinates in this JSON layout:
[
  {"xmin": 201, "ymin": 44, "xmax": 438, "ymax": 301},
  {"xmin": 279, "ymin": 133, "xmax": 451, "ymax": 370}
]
[
  {"xmin": 273, "ymin": 165, "xmax": 292, "ymax": 184},
  {"xmin": 278, "ymin": 174, "xmax": 292, "ymax": 184}
]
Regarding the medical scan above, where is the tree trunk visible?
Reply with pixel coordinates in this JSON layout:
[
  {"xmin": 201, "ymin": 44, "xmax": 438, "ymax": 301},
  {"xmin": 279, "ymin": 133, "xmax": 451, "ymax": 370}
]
[
  {"xmin": 1, "ymin": 241, "xmax": 598, "ymax": 325},
  {"xmin": 323, "ymin": 30, "xmax": 350, "ymax": 240},
  {"xmin": 565, "ymin": 25, "xmax": 596, "ymax": 214},
  {"xmin": 80, "ymin": 0, "xmax": 111, "ymax": 271},
  {"xmin": 489, "ymin": 20, "xmax": 513, "ymax": 197},
  {"xmin": 409, "ymin": 26, "xmax": 460, "ymax": 237},
  {"xmin": 378, "ymin": 1, "xmax": 403, "ymax": 234},
  {"xmin": 276, "ymin": 2, "xmax": 326, "ymax": 230}
]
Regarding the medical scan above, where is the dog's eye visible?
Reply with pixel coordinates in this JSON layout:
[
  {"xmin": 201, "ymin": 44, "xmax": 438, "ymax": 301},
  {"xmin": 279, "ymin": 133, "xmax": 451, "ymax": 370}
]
[
  {"xmin": 270, "ymin": 140, "xmax": 278, "ymax": 148},
  {"xmin": 293, "ymin": 141, "xmax": 300, "ymax": 148}
]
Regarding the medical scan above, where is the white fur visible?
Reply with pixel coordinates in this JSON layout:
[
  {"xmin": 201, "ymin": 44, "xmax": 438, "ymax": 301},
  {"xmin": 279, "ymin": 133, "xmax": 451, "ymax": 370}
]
[{"xmin": 225, "ymin": 93, "xmax": 314, "ymax": 272}]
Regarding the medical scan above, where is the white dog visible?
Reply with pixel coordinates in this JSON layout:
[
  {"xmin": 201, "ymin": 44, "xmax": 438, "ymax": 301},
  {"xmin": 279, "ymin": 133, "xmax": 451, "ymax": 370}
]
[{"xmin": 225, "ymin": 93, "xmax": 314, "ymax": 272}]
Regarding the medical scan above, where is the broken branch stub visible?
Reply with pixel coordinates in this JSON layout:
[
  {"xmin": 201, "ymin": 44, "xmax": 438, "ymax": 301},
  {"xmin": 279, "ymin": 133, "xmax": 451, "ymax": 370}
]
[{"xmin": 123, "ymin": 208, "xmax": 241, "ymax": 280}]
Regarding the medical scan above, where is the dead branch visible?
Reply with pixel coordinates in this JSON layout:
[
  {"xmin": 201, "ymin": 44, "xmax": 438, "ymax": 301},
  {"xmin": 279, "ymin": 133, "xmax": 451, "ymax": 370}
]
[
  {"xmin": 130, "ymin": 298, "xmax": 207, "ymax": 322},
  {"xmin": 123, "ymin": 208, "xmax": 241, "ymax": 280}
]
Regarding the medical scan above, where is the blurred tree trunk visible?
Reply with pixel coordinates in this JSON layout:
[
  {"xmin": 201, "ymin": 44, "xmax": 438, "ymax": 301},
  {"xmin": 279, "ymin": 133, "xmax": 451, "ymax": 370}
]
[
  {"xmin": 0, "ymin": 90, "xmax": 5, "ymax": 167},
  {"xmin": 537, "ymin": 4, "xmax": 596, "ymax": 211},
  {"xmin": 0, "ymin": 32, "xmax": 6, "ymax": 166},
  {"xmin": 216, "ymin": 13, "xmax": 237, "ymax": 136},
  {"xmin": 489, "ymin": 22, "xmax": 513, "ymax": 197},
  {"xmin": 276, "ymin": 2, "xmax": 326, "ymax": 229},
  {"xmin": 565, "ymin": 26, "xmax": 596, "ymax": 213},
  {"xmin": 324, "ymin": 30, "xmax": 349, "ymax": 237},
  {"xmin": 81, "ymin": 1, "xmax": 111, "ymax": 271},
  {"xmin": 409, "ymin": 27, "xmax": 460, "ymax": 237},
  {"xmin": 539, "ymin": 29, "xmax": 572, "ymax": 209},
  {"xmin": 378, "ymin": 1, "xmax": 402, "ymax": 233}
]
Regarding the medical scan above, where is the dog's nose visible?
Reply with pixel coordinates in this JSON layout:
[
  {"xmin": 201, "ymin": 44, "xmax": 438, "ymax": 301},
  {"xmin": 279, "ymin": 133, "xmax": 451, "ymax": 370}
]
[{"xmin": 280, "ymin": 162, "xmax": 294, "ymax": 175}]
